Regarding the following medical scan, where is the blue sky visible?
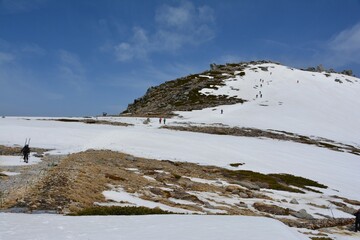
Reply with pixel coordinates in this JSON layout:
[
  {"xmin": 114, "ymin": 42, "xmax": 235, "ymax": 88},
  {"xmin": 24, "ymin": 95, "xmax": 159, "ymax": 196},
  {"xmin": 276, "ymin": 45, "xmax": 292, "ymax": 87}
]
[{"xmin": 1, "ymin": 0, "xmax": 360, "ymax": 116}]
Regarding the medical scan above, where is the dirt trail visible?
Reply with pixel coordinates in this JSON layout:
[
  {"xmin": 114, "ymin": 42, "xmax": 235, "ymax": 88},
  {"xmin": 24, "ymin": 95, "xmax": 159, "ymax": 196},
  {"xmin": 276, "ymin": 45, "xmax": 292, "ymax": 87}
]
[{"xmin": 0, "ymin": 152, "xmax": 65, "ymax": 210}]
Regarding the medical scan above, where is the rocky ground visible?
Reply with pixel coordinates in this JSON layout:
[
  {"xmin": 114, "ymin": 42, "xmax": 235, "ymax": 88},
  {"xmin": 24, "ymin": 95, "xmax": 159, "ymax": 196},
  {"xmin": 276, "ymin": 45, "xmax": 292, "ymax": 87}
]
[{"xmin": 1, "ymin": 145, "xmax": 359, "ymax": 239}]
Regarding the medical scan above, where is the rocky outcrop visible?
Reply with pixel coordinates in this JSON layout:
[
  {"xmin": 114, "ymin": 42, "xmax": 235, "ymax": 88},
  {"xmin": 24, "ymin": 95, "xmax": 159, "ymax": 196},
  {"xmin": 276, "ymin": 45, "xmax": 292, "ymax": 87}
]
[
  {"xmin": 280, "ymin": 218, "xmax": 354, "ymax": 230},
  {"xmin": 121, "ymin": 60, "xmax": 277, "ymax": 116},
  {"xmin": 303, "ymin": 65, "xmax": 354, "ymax": 76}
]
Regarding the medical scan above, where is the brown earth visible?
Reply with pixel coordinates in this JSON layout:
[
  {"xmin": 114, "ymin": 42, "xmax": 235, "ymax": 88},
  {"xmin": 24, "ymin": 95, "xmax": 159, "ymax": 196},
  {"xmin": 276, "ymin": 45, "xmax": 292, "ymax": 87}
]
[{"xmin": 1, "ymin": 146, "xmax": 357, "ymax": 232}]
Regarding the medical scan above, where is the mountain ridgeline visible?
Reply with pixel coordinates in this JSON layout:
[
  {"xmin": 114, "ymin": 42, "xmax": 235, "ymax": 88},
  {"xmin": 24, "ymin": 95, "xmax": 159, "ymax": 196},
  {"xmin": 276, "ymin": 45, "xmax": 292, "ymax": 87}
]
[{"xmin": 121, "ymin": 60, "xmax": 355, "ymax": 117}]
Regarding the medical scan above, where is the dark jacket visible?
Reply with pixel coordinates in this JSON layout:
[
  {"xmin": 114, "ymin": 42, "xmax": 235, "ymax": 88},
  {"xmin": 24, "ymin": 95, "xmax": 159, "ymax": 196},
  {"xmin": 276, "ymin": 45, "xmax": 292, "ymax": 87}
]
[
  {"xmin": 355, "ymin": 210, "xmax": 360, "ymax": 220},
  {"xmin": 21, "ymin": 145, "xmax": 30, "ymax": 155}
]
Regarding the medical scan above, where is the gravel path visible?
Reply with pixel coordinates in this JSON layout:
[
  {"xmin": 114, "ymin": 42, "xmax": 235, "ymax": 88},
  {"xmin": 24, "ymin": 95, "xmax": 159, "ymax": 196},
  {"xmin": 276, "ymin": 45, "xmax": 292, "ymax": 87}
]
[{"xmin": 0, "ymin": 153, "xmax": 65, "ymax": 210}]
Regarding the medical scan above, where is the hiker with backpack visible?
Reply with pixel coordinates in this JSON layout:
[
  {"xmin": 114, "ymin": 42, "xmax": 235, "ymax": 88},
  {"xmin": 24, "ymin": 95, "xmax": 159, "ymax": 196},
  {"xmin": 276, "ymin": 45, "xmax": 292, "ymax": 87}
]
[
  {"xmin": 21, "ymin": 144, "xmax": 30, "ymax": 163},
  {"xmin": 21, "ymin": 138, "xmax": 31, "ymax": 163}
]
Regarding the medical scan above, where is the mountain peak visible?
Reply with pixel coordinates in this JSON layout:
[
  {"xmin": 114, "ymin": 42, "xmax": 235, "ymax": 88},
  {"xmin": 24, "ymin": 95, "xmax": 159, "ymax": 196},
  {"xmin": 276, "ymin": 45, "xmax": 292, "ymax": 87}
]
[{"xmin": 121, "ymin": 60, "xmax": 358, "ymax": 117}]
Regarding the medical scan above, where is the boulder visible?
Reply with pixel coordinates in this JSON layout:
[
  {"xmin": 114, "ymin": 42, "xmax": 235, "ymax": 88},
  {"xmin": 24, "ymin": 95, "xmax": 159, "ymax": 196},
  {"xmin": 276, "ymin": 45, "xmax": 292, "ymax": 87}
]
[
  {"xmin": 225, "ymin": 185, "xmax": 241, "ymax": 193},
  {"xmin": 235, "ymin": 202, "xmax": 247, "ymax": 208},
  {"xmin": 290, "ymin": 199, "xmax": 299, "ymax": 204},
  {"xmin": 253, "ymin": 202, "xmax": 289, "ymax": 215},
  {"xmin": 125, "ymin": 156, "xmax": 136, "ymax": 161},
  {"xmin": 291, "ymin": 209, "xmax": 314, "ymax": 220},
  {"xmin": 237, "ymin": 181, "xmax": 260, "ymax": 190},
  {"xmin": 238, "ymin": 192, "xmax": 248, "ymax": 198}
]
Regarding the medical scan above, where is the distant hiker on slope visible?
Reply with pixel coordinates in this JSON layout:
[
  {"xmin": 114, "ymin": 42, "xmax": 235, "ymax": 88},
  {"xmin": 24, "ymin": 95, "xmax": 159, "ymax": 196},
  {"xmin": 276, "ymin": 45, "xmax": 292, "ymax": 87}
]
[
  {"xmin": 163, "ymin": 118, "xmax": 166, "ymax": 124},
  {"xmin": 21, "ymin": 144, "xmax": 30, "ymax": 163},
  {"xmin": 355, "ymin": 209, "xmax": 360, "ymax": 232},
  {"xmin": 159, "ymin": 118, "xmax": 162, "ymax": 124}
]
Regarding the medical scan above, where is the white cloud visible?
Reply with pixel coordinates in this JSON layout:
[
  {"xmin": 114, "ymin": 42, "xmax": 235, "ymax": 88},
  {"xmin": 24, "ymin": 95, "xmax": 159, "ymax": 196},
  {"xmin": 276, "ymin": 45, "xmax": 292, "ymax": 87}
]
[
  {"xmin": 0, "ymin": 52, "xmax": 15, "ymax": 64},
  {"xmin": 113, "ymin": 1, "xmax": 215, "ymax": 62},
  {"xmin": 155, "ymin": 1, "xmax": 194, "ymax": 29},
  {"xmin": 57, "ymin": 50, "xmax": 87, "ymax": 91},
  {"xmin": 59, "ymin": 50, "xmax": 82, "ymax": 69},
  {"xmin": 21, "ymin": 44, "xmax": 46, "ymax": 55},
  {"xmin": 328, "ymin": 22, "xmax": 360, "ymax": 65},
  {"xmin": 1, "ymin": 0, "xmax": 47, "ymax": 13},
  {"xmin": 329, "ymin": 23, "xmax": 360, "ymax": 52}
]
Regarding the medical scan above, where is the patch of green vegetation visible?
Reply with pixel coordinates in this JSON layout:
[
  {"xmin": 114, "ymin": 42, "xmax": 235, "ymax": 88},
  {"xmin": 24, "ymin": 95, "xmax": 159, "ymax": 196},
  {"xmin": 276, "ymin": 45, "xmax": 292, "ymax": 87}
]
[
  {"xmin": 172, "ymin": 173, "xmax": 182, "ymax": 180},
  {"xmin": 310, "ymin": 237, "xmax": 333, "ymax": 240},
  {"xmin": 269, "ymin": 173, "xmax": 327, "ymax": 190},
  {"xmin": 222, "ymin": 170, "xmax": 303, "ymax": 193},
  {"xmin": 229, "ymin": 163, "xmax": 244, "ymax": 167},
  {"xmin": 74, "ymin": 206, "xmax": 173, "ymax": 216},
  {"xmin": 57, "ymin": 118, "xmax": 80, "ymax": 122},
  {"xmin": 221, "ymin": 170, "xmax": 327, "ymax": 193}
]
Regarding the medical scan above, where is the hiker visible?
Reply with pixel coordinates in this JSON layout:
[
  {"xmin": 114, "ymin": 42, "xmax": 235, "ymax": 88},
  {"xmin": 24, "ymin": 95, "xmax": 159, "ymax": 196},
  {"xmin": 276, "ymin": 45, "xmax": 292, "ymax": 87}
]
[
  {"xmin": 163, "ymin": 118, "xmax": 166, "ymax": 124},
  {"xmin": 159, "ymin": 118, "xmax": 162, "ymax": 124},
  {"xmin": 221, "ymin": 109, "xmax": 223, "ymax": 114},
  {"xmin": 355, "ymin": 209, "xmax": 360, "ymax": 232},
  {"xmin": 21, "ymin": 144, "xmax": 30, "ymax": 163}
]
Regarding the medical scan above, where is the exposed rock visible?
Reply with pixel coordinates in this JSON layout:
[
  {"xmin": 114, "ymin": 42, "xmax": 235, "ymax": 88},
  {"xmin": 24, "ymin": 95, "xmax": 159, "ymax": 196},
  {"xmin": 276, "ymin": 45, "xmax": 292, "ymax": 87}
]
[
  {"xmin": 225, "ymin": 185, "xmax": 241, "ymax": 193},
  {"xmin": 125, "ymin": 156, "xmax": 136, "ymax": 161},
  {"xmin": 255, "ymin": 181, "xmax": 269, "ymax": 189},
  {"xmin": 170, "ymin": 189, "xmax": 203, "ymax": 204},
  {"xmin": 339, "ymin": 206, "xmax": 357, "ymax": 215},
  {"xmin": 121, "ymin": 62, "xmax": 297, "ymax": 116},
  {"xmin": 238, "ymin": 192, "xmax": 249, "ymax": 198},
  {"xmin": 291, "ymin": 209, "xmax": 314, "ymax": 220},
  {"xmin": 316, "ymin": 64, "xmax": 325, "ymax": 72},
  {"xmin": 204, "ymin": 201, "xmax": 217, "ymax": 209},
  {"xmin": 344, "ymin": 198, "xmax": 360, "ymax": 206},
  {"xmin": 177, "ymin": 178, "xmax": 194, "ymax": 189},
  {"xmin": 155, "ymin": 173, "xmax": 170, "ymax": 182},
  {"xmin": 210, "ymin": 63, "xmax": 218, "ymax": 70},
  {"xmin": 290, "ymin": 199, "xmax": 299, "ymax": 204},
  {"xmin": 341, "ymin": 69, "xmax": 353, "ymax": 76},
  {"xmin": 237, "ymin": 181, "xmax": 260, "ymax": 190},
  {"xmin": 235, "ymin": 202, "xmax": 248, "ymax": 208},
  {"xmin": 105, "ymin": 173, "xmax": 124, "ymax": 181},
  {"xmin": 280, "ymin": 218, "xmax": 354, "ymax": 230},
  {"xmin": 149, "ymin": 188, "xmax": 170, "ymax": 198},
  {"xmin": 253, "ymin": 202, "xmax": 290, "ymax": 215}
]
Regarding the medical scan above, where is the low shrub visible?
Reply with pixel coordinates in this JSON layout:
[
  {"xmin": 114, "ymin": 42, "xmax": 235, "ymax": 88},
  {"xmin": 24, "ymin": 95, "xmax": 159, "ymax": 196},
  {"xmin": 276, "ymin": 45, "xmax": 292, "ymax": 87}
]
[
  {"xmin": 221, "ymin": 170, "xmax": 327, "ymax": 193},
  {"xmin": 74, "ymin": 206, "xmax": 173, "ymax": 216}
]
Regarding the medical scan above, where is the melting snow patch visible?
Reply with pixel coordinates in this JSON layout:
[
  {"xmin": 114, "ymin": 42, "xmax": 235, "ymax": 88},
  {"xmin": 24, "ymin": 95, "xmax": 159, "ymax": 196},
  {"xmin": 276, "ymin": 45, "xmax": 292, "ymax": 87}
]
[
  {"xmin": 102, "ymin": 188, "xmax": 196, "ymax": 214},
  {"xmin": 199, "ymin": 75, "xmax": 214, "ymax": 79},
  {"xmin": 125, "ymin": 168, "xmax": 139, "ymax": 172},
  {"xmin": 0, "ymin": 155, "xmax": 41, "ymax": 166},
  {"xmin": 142, "ymin": 175, "xmax": 156, "ymax": 181},
  {"xmin": 0, "ymin": 171, "xmax": 21, "ymax": 176}
]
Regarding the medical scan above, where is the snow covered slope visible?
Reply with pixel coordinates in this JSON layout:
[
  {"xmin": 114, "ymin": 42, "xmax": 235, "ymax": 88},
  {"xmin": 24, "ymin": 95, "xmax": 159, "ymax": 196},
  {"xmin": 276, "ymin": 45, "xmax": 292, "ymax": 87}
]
[
  {"xmin": 0, "ymin": 214, "xmax": 309, "ymax": 240},
  {"xmin": 0, "ymin": 116, "xmax": 359, "ymax": 201},
  {"xmin": 176, "ymin": 63, "xmax": 360, "ymax": 145}
]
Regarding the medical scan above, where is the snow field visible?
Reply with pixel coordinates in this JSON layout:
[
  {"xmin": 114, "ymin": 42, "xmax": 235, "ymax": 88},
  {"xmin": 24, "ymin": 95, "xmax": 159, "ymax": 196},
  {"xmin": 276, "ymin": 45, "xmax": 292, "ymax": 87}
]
[{"xmin": 0, "ymin": 213, "xmax": 310, "ymax": 240}]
